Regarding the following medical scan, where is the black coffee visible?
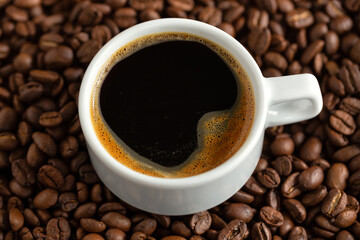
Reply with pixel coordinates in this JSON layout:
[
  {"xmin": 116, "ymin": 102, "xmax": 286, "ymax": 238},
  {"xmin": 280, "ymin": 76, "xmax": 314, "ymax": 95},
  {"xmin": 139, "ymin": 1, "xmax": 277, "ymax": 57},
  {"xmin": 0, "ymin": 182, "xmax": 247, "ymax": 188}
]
[
  {"xmin": 91, "ymin": 33, "xmax": 254, "ymax": 178},
  {"xmin": 100, "ymin": 40, "xmax": 237, "ymax": 167}
]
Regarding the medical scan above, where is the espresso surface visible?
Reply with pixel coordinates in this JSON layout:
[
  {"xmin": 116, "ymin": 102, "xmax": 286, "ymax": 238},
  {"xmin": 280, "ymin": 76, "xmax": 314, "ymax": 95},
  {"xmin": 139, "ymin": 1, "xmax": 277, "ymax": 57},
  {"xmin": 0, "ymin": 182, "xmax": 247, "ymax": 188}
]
[
  {"xmin": 100, "ymin": 41, "xmax": 237, "ymax": 167},
  {"xmin": 92, "ymin": 33, "xmax": 254, "ymax": 178}
]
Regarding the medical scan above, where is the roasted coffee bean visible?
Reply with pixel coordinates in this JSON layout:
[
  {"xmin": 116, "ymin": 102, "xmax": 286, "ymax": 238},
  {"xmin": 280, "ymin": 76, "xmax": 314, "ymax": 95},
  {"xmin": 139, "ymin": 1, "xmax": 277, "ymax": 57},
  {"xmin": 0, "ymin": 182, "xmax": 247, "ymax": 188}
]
[
  {"xmin": 171, "ymin": 221, "xmax": 192, "ymax": 238},
  {"xmin": 223, "ymin": 203, "xmax": 255, "ymax": 223},
  {"xmin": 336, "ymin": 230, "xmax": 355, "ymax": 240},
  {"xmin": 348, "ymin": 169, "xmax": 360, "ymax": 193},
  {"xmin": 23, "ymin": 208, "xmax": 40, "ymax": 227},
  {"xmin": 322, "ymin": 189, "xmax": 347, "ymax": 217},
  {"xmin": 330, "ymin": 16, "xmax": 353, "ymax": 34},
  {"xmin": 33, "ymin": 188, "xmax": 58, "ymax": 210},
  {"xmin": 0, "ymin": 107, "xmax": 18, "ymax": 132},
  {"xmin": 132, "ymin": 218, "xmax": 157, "ymax": 235},
  {"xmin": 281, "ymin": 172, "xmax": 302, "ymax": 198},
  {"xmin": 299, "ymin": 137, "xmax": 322, "ymax": 162},
  {"xmin": 265, "ymin": 189, "xmax": 280, "ymax": 211},
  {"xmin": 44, "ymin": 46, "xmax": 73, "ymax": 69},
  {"xmin": 278, "ymin": 213, "xmax": 294, "ymax": 237},
  {"xmin": 335, "ymin": 210, "xmax": 357, "ymax": 228},
  {"xmin": 283, "ymin": 199, "xmax": 306, "ymax": 223},
  {"xmin": 330, "ymin": 110, "xmax": 356, "ymax": 135},
  {"xmin": 101, "ymin": 212, "xmax": 131, "ymax": 232},
  {"xmin": 350, "ymin": 40, "xmax": 360, "ymax": 64},
  {"xmin": 333, "ymin": 145, "xmax": 360, "ymax": 162},
  {"xmin": 46, "ymin": 218, "xmax": 70, "ymax": 240},
  {"xmin": 273, "ymin": 155, "xmax": 292, "ymax": 176},
  {"xmin": 106, "ymin": 228, "xmax": 126, "ymax": 240},
  {"xmin": 77, "ymin": 40, "xmax": 103, "ymax": 64},
  {"xmin": 288, "ymin": 226, "xmax": 307, "ymax": 240},
  {"xmin": 59, "ymin": 136, "xmax": 79, "ymax": 159},
  {"xmin": 298, "ymin": 166, "xmax": 324, "ymax": 190},
  {"xmin": 0, "ymin": 132, "xmax": 18, "ymax": 151},
  {"xmin": 218, "ymin": 219, "xmax": 248, "ymax": 240},
  {"xmin": 161, "ymin": 236, "xmax": 186, "ymax": 240},
  {"xmin": 326, "ymin": 163, "xmax": 349, "ymax": 190},
  {"xmin": 80, "ymin": 218, "xmax": 106, "ymax": 233},
  {"xmin": 58, "ymin": 192, "xmax": 78, "ymax": 212},
  {"xmin": 91, "ymin": 184, "xmax": 102, "ymax": 203},
  {"xmin": 11, "ymin": 159, "xmax": 35, "ymax": 186},
  {"xmin": 74, "ymin": 202, "xmax": 97, "ymax": 219},
  {"xmin": 286, "ymin": 8, "xmax": 314, "ymax": 29},
  {"xmin": 39, "ymin": 112, "xmax": 63, "ymax": 128},
  {"xmin": 251, "ymin": 222, "xmax": 271, "ymax": 240},
  {"xmin": 315, "ymin": 214, "xmax": 340, "ymax": 233},
  {"xmin": 264, "ymin": 52, "xmax": 288, "ymax": 71},
  {"xmin": 254, "ymin": 158, "xmax": 268, "ymax": 173},
  {"xmin": 38, "ymin": 165, "xmax": 64, "ymax": 189},
  {"xmin": 9, "ymin": 208, "xmax": 24, "ymax": 231},
  {"xmin": 325, "ymin": 31, "xmax": 340, "ymax": 56},
  {"xmin": 301, "ymin": 185, "xmax": 327, "ymax": 206},
  {"xmin": 32, "ymin": 132, "xmax": 56, "ymax": 157},
  {"xmin": 98, "ymin": 202, "xmax": 126, "ymax": 216},
  {"xmin": 83, "ymin": 233, "xmax": 105, "ymax": 240},
  {"xmin": 259, "ymin": 206, "xmax": 283, "ymax": 227},
  {"xmin": 257, "ymin": 168, "xmax": 281, "ymax": 188},
  {"xmin": 79, "ymin": 164, "xmax": 100, "ymax": 184},
  {"xmin": 13, "ymin": 53, "xmax": 33, "ymax": 73},
  {"xmin": 9, "ymin": 178, "xmax": 33, "ymax": 198},
  {"xmin": 229, "ymin": 190, "xmax": 254, "ymax": 204},
  {"xmin": 270, "ymin": 135, "xmax": 294, "ymax": 156},
  {"xmin": 301, "ymin": 40, "xmax": 325, "ymax": 65},
  {"xmin": 247, "ymin": 28, "xmax": 271, "ymax": 56},
  {"xmin": 26, "ymin": 143, "xmax": 45, "ymax": 170},
  {"xmin": 188, "ymin": 211, "xmax": 211, "ymax": 235}
]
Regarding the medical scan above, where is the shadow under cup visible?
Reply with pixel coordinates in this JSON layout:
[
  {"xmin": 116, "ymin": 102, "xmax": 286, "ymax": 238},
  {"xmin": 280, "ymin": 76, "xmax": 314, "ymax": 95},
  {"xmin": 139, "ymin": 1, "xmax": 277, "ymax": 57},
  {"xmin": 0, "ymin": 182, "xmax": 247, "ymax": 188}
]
[{"xmin": 89, "ymin": 32, "xmax": 256, "ymax": 179}]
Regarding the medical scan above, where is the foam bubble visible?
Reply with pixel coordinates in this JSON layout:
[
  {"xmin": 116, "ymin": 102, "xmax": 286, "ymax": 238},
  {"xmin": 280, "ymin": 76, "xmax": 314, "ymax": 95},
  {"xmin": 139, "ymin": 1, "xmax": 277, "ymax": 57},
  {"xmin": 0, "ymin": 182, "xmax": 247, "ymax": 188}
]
[{"xmin": 90, "ymin": 32, "xmax": 255, "ymax": 178}]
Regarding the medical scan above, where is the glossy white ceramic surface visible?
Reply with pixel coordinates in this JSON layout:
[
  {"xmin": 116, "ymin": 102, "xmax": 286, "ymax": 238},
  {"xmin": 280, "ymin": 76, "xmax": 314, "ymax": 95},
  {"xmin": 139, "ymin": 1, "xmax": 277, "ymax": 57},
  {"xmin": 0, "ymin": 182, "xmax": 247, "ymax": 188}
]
[{"xmin": 78, "ymin": 18, "xmax": 323, "ymax": 215}]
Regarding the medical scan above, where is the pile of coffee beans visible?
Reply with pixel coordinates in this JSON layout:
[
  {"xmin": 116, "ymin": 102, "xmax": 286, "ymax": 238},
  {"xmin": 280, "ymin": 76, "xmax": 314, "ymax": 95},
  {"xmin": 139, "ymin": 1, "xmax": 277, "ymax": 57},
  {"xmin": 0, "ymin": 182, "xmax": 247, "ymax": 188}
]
[{"xmin": 0, "ymin": 0, "xmax": 359, "ymax": 239}]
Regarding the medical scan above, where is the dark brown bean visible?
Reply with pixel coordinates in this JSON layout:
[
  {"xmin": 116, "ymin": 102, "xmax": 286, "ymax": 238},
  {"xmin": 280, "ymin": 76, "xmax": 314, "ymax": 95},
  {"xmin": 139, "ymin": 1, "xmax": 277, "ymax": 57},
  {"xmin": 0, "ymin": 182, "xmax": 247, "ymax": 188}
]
[
  {"xmin": 189, "ymin": 211, "xmax": 211, "ymax": 235},
  {"xmin": 46, "ymin": 218, "xmax": 70, "ymax": 240},
  {"xmin": 251, "ymin": 222, "xmax": 271, "ymax": 240},
  {"xmin": 299, "ymin": 137, "xmax": 322, "ymax": 162},
  {"xmin": 273, "ymin": 155, "xmax": 292, "ymax": 176},
  {"xmin": 322, "ymin": 189, "xmax": 347, "ymax": 217},
  {"xmin": 257, "ymin": 168, "xmax": 281, "ymax": 188},
  {"xmin": 101, "ymin": 212, "xmax": 131, "ymax": 232},
  {"xmin": 298, "ymin": 166, "xmax": 324, "ymax": 191},
  {"xmin": 33, "ymin": 188, "xmax": 58, "ymax": 210},
  {"xmin": 106, "ymin": 229, "xmax": 126, "ymax": 240},
  {"xmin": 326, "ymin": 163, "xmax": 349, "ymax": 190},
  {"xmin": 74, "ymin": 202, "xmax": 97, "ymax": 219},
  {"xmin": 11, "ymin": 159, "xmax": 35, "ymax": 186},
  {"xmin": 38, "ymin": 165, "xmax": 64, "ymax": 189},
  {"xmin": 283, "ymin": 199, "xmax": 306, "ymax": 223},
  {"xmin": 270, "ymin": 135, "xmax": 294, "ymax": 156},
  {"xmin": 9, "ymin": 208, "xmax": 24, "ymax": 231},
  {"xmin": 217, "ymin": 219, "xmax": 248, "ymax": 240},
  {"xmin": 80, "ymin": 218, "xmax": 106, "ymax": 233},
  {"xmin": 286, "ymin": 8, "xmax": 314, "ymax": 29},
  {"xmin": 223, "ymin": 203, "xmax": 255, "ymax": 223},
  {"xmin": 259, "ymin": 206, "xmax": 284, "ymax": 227},
  {"xmin": 301, "ymin": 185, "xmax": 327, "ymax": 206}
]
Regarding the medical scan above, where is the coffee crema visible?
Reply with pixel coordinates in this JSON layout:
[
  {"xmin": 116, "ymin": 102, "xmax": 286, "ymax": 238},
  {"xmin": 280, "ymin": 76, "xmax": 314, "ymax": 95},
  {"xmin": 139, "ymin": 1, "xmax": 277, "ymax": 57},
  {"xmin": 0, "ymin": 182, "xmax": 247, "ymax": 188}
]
[{"xmin": 91, "ymin": 32, "xmax": 254, "ymax": 178}]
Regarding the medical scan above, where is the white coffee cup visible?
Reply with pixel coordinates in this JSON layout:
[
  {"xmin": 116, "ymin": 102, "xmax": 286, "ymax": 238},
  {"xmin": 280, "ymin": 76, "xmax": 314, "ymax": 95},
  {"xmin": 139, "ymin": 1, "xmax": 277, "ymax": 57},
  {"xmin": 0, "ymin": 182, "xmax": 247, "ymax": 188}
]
[{"xmin": 78, "ymin": 18, "xmax": 323, "ymax": 215}]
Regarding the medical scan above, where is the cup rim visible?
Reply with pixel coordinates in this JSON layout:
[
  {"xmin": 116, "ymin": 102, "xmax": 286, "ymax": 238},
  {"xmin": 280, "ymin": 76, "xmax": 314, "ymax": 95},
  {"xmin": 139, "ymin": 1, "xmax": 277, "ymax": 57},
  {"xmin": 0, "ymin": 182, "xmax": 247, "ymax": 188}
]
[{"xmin": 78, "ymin": 18, "xmax": 267, "ymax": 188}]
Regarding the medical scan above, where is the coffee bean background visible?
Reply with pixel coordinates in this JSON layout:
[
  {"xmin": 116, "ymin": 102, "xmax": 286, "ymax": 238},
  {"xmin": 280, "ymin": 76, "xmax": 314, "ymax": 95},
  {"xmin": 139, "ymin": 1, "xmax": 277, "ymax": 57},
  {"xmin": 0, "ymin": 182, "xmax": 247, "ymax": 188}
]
[{"xmin": 0, "ymin": 0, "xmax": 359, "ymax": 239}]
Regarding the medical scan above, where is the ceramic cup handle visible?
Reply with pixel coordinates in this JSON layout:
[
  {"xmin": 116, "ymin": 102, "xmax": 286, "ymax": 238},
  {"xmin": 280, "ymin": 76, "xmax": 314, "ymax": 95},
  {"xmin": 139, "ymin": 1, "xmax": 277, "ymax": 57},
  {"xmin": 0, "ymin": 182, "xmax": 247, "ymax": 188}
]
[{"xmin": 265, "ymin": 73, "xmax": 323, "ymax": 128}]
